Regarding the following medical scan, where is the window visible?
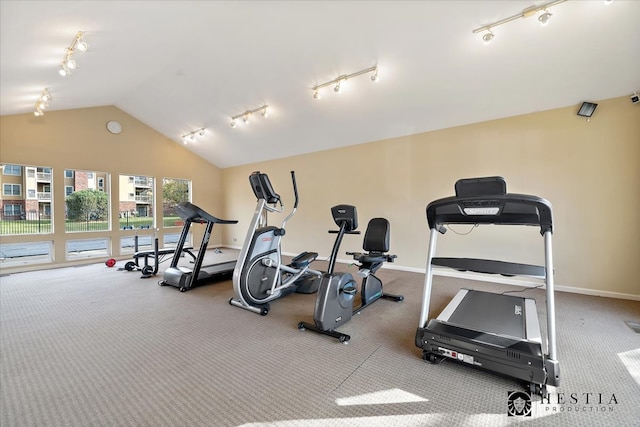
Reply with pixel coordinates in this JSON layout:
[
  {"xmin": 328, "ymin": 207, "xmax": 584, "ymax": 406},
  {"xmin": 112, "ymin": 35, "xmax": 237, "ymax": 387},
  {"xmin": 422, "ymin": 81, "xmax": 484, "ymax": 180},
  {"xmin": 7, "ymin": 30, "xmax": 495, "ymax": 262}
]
[
  {"xmin": 3, "ymin": 184, "xmax": 21, "ymax": 196},
  {"xmin": 119, "ymin": 175, "xmax": 154, "ymax": 230},
  {"xmin": 120, "ymin": 235, "xmax": 154, "ymax": 254},
  {"xmin": 66, "ymin": 238, "xmax": 109, "ymax": 260},
  {"xmin": 1, "ymin": 163, "xmax": 53, "ymax": 236},
  {"xmin": 64, "ymin": 169, "xmax": 110, "ymax": 232},
  {"xmin": 163, "ymin": 232, "xmax": 187, "ymax": 248},
  {"xmin": 3, "ymin": 204, "xmax": 22, "ymax": 216},
  {"xmin": 0, "ymin": 241, "xmax": 53, "ymax": 267},
  {"xmin": 2, "ymin": 165, "xmax": 21, "ymax": 176},
  {"xmin": 64, "ymin": 169, "xmax": 74, "ymax": 178},
  {"xmin": 162, "ymin": 178, "xmax": 191, "ymax": 227}
]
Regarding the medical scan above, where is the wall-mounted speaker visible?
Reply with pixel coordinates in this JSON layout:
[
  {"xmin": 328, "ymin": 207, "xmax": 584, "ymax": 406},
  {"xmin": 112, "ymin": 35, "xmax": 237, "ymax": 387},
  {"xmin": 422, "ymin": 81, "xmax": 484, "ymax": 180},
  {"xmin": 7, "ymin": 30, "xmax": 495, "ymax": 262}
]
[{"xmin": 577, "ymin": 102, "xmax": 598, "ymax": 118}]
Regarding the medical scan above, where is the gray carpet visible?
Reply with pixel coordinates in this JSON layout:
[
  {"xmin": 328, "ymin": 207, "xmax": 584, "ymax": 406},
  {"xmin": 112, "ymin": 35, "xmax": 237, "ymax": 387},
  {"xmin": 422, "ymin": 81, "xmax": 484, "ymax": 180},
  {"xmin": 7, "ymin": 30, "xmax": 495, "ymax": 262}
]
[{"xmin": 1, "ymin": 250, "xmax": 639, "ymax": 426}]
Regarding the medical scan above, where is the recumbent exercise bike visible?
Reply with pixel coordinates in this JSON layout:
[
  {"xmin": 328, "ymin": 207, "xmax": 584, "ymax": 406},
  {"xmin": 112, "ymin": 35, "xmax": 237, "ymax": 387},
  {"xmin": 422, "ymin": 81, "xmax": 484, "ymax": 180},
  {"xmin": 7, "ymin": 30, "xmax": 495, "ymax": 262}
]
[{"xmin": 298, "ymin": 204, "xmax": 403, "ymax": 343}]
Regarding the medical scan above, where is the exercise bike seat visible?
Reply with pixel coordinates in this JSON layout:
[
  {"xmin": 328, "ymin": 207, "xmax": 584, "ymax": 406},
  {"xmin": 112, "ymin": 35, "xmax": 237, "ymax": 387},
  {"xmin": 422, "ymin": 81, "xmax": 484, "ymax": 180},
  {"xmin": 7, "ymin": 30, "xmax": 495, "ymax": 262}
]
[
  {"xmin": 290, "ymin": 251, "xmax": 318, "ymax": 268},
  {"xmin": 347, "ymin": 218, "xmax": 397, "ymax": 274}
]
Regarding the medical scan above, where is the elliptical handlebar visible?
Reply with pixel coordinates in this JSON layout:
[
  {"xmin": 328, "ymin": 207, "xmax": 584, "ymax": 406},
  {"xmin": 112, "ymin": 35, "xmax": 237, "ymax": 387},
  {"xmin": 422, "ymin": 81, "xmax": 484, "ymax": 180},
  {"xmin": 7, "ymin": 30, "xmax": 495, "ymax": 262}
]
[
  {"xmin": 280, "ymin": 171, "xmax": 299, "ymax": 230},
  {"xmin": 291, "ymin": 171, "xmax": 299, "ymax": 210}
]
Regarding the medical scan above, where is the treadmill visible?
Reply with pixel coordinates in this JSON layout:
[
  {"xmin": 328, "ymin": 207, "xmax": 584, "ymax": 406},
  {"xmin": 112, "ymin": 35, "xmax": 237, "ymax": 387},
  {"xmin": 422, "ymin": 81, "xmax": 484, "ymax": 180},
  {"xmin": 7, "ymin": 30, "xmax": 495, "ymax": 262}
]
[
  {"xmin": 415, "ymin": 177, "xmax": 559, "ymax": 395},
  {"xmin": 161, "ymin": 202, "xmax": 238, "ymax": 292}
]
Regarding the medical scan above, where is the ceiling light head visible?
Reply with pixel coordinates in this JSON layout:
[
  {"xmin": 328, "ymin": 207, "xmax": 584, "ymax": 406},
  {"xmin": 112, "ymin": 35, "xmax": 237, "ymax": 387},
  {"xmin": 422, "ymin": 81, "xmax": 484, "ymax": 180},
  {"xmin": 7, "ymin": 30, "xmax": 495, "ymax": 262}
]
[
  {"xmin": 34, "ymin": 106, "xmax": 44, "ymax": 117},
  {"xmin": 198, "ymin": 128, "xmax": 205, "ymax": 137},
  {"xmin": 334, "ymin": 81, "xmax": 341, "ymax": 93},
  {"xmin": 75, "ymin": 32, "xmax": 89, "ymax": 52},
  {"xmin": 538, "ymin": 10, "xmax": 553, "ymax": 25},
  {"xmin": 40, "ymin": 89, "xmax": 52, "ymax": 102},
  {"xmin": 313, "ymin": 89, "xmax": 321, "ymax": 99},
  {"xmin": 482, "ymin": 30, "xmax": 494, "ymax": 44},
  {"xmin": 59, "ymin": 63, "xmax": 71, "ymax": 77},
  {"xmin": 243, "ymin": 113, "xmax": 250, "ymax": 124},
  {"xmin": 230, "ymin": 120, "xmax": 237, "ymax": 128},
  {"xmin": 66, "ymin": 56, "xmax": 77, "ymax": 70},
  {"xmin": 261, "ymin": 106, "xmax": 269, "ymax": 118},
  {"xmin": 370, "ymin": 68, "xmax": 379, "ymax": 82}
]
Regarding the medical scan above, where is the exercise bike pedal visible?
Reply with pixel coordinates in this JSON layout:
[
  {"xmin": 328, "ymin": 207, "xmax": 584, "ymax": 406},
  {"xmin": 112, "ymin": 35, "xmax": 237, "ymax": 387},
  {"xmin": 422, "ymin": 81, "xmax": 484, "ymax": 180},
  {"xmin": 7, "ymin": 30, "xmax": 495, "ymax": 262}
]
[{"xmin": 382, "ymin": 293, "xmax": 404, "ymax": 302}]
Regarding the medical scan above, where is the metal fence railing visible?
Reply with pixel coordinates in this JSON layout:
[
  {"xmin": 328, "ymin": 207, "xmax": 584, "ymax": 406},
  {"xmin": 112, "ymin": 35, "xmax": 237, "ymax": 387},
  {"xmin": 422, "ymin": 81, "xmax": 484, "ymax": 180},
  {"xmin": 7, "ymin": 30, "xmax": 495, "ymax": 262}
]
[
  {"xmin": 1, "ymin": 211, "xmax": 184, "ymax": 235},
  {"xmin": 0, "ymin": 211, "xmax": 51, "ymax": 235}
]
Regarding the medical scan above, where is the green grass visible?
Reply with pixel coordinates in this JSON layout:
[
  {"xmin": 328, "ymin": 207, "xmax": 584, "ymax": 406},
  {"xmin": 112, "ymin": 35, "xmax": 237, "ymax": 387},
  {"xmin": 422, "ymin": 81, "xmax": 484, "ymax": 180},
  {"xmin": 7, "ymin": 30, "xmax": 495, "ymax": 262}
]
[{"xmin": 0, "ymin": 219, "xmax": 52, "ymax": 235}]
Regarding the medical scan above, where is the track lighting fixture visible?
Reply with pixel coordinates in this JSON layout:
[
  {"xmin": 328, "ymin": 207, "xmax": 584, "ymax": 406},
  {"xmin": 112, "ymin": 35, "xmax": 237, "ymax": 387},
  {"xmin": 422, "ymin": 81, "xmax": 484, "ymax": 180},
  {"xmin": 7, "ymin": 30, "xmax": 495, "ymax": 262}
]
[
  {"xmin": 58, "ymin": 31, "xmax": 88, "ymax": 77},
  {"xmin": 312, "ymin": 66, "xmax": 378, "ymax": 99},
  {"xmin": 472, "ymin": 0, "xmax": 567, "ymax": 42},
  {"xmin": 181, "ymin": 128, "xmax": 206, "ymax": 144},
  {"xmin": 33, "ymin": 88, "xmax": 52, "ymax": 117},
  {"xmin": 230, "ymin": 105, "xmax": 269, "ymax": 128}
]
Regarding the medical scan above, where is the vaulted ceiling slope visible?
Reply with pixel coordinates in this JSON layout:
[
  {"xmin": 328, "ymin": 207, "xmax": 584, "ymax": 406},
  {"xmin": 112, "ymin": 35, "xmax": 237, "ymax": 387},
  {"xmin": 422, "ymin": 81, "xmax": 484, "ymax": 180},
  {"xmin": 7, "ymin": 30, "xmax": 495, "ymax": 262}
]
[{"xmin": 1, "ymin": 1, "xmax": 639, "ymax": 168}]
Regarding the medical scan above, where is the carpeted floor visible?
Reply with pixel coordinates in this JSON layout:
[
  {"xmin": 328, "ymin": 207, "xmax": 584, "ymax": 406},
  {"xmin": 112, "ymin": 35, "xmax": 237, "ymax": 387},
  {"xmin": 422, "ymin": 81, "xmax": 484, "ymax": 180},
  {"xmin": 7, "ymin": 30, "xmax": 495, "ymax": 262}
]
[{"xmin": 1, "ymin": 249, "xmax": 639, "ymax": 426}]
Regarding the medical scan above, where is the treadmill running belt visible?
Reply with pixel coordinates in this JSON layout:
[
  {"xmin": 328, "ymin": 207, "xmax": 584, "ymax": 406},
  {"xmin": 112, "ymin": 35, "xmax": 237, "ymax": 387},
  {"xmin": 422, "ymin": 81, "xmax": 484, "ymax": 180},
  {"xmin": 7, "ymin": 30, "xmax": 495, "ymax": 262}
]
[{"xmin": 447, "ymin": 290, "xmax": 527, "ymax": 339}]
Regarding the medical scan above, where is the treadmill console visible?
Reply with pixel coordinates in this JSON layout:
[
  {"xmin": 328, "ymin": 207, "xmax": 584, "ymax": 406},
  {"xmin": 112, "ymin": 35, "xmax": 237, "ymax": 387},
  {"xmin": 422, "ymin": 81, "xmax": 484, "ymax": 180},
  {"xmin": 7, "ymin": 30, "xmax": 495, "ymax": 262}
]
[
  {"xmin": 455, "ymin": 176, "xmax": 506, "ymax": 198},
  {"xmin": 460, "ymin": 199, "xmax": 502, "ymax": 216}
]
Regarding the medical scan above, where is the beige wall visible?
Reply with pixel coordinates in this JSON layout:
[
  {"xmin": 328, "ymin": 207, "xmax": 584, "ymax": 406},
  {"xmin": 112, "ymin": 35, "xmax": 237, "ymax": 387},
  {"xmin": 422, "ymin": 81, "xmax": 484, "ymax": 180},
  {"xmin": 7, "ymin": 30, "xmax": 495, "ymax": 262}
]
[
  {"xmin": 222, "ymin": 96, "xmax": 640, "ymax": 298},
  {"xmin": 2, "ymin": 99, "xmax": 638, "ymax": 298},
  {"xmin": 0, "ymin": 105, "xmax": 224, "ymax": 272}
]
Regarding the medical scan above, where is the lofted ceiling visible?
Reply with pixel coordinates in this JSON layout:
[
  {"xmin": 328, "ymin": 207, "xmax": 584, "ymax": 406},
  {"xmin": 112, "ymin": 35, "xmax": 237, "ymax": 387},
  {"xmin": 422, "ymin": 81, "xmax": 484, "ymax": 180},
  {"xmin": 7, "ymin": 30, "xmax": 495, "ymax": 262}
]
[{"xmin": 1, "ymin": 0, "xmax": 639, "ymax": 168}]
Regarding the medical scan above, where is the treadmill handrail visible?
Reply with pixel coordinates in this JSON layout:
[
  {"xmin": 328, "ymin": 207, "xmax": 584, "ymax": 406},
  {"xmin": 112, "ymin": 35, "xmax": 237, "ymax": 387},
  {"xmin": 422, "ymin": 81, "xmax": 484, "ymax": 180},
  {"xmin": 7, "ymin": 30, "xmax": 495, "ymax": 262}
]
[
  {"xmin": 426, "ymin": 193, "xmax": 553, "ymax": 235},
  {"xmin": 174, "ymin": 202, "xmax": 239, "ymax": 225}
]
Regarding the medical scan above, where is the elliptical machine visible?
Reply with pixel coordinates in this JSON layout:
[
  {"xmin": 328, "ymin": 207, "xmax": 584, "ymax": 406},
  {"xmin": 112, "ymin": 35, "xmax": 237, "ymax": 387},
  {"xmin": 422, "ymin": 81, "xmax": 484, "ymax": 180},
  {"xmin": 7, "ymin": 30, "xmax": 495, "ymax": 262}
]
[
  {"xmin": 229, "ymin": 171, "xmax": 322, "ymax": 315},
  {"xmin": 298, "ymin": 205, "xmax": 403, "ymax": 343}
]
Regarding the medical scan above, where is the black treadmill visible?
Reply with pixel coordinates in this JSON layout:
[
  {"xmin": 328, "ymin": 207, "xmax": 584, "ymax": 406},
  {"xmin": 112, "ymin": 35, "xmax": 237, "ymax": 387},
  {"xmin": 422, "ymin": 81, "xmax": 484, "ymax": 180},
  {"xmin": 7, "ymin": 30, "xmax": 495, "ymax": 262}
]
[
  {"xmin": 415, "ymin": 177, "xmax": 559, "ymax": 395},
  {"xmin": 161, "ymin": 202, "xmax": 238, "ymax": 292}
]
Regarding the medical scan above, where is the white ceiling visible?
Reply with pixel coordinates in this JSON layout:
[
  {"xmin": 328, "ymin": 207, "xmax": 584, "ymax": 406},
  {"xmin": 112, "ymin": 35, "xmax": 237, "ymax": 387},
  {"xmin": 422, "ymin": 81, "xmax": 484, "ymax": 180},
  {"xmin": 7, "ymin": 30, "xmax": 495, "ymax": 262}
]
[{"xmin": 1, "ymin": 1, "xmax": 639, "ymax": 168}]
